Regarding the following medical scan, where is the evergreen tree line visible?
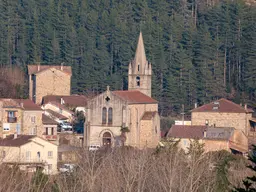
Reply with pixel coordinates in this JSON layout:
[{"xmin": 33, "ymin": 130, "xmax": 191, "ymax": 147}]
[{"xmin": 0, "ymin": 0, "xmax": 255, "ymax": 115}]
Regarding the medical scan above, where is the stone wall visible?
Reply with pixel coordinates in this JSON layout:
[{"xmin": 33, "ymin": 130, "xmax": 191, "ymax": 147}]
[
  {"xmin": 32, "ymin": 68, "xmax": 71, "ymax": 104},
  {"xmin": 22, "ymin": 111, "xmax": 44, "ymax": 137},
  {"xmin": 204, "ymin": 140, "xmax": 230, "ymax": 152},
  {"xmin": 126, "ymin": 103, "xmax": 158, "ymax": 147},
  {"xmin": 192, "ymin": 112, "xmax": 252, "ymax": 135},
  {"xmin": 128, "ymin": 74, "xmax": 152, "ymax": 97},
  {"xmin": 139, "ymin": 113, "xmax": 160, "ymax": 148}
]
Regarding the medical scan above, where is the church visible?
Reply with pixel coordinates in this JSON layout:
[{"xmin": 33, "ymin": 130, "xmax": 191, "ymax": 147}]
[{"xmin": 84, "ymin": 32, "xmax": 161, "ymax": 149}]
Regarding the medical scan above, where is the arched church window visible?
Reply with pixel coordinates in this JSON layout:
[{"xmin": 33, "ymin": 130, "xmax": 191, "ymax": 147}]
[
  {"xmin": 103, "ymin": 132, "xmax": 111, "ymax": 147},
  {"xmin": 108, "ymin": 107, "xmax": 113, "ymax": 125},
  {"xmin": 102, "ymin": 107, "xmax": 107, "ymax": 124},
  {"xmin": 136, "ymin": 76, "xmax": 140, "ymax": 86}
]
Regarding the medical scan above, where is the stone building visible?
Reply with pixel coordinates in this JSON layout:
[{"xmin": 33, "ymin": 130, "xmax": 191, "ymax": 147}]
[
  {"xmin": 167, "ymin": 125, "xmax": 248, "ymax": 154},
  {"xmin": 0, "ymin": 99, "xmax": 44, "ymax": 138},
  {"xmin": 128, "ymin": 32, "xmax": 152, "ymax": 97},
  {"xmin": 191, "ymin": 98, "xmax": 253, "ymax": 136},
  {"xmin": 0, "ymin": 134, "xmax": 58, "ymax": 175},
  {"xmin": 28, "ymin": 64, "xmax": 72, "ymax": 104},
  {"xmin": 84, "ymin": 32, "xmax": 160, "ymax": 149}
]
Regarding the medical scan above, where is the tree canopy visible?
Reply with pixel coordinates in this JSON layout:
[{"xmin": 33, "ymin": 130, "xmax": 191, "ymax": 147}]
[{"xmin": 0, "ymin": 0, "xmax": 255, "ymax": 115}]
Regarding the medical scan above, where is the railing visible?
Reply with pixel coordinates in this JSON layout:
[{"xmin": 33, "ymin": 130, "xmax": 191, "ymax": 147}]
[
  {"xmin": 44, "ymin": 135, "xmax": 58, "ymax": 140},
  {"xmin": 7, "ymin": 117, "xmax": 17, "ymax": 123}
]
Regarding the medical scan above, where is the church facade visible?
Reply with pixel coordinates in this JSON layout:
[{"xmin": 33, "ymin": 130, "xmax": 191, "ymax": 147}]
[{"xmin": 84, "ymin": 32, "xmax": 161, "ymax": 149}]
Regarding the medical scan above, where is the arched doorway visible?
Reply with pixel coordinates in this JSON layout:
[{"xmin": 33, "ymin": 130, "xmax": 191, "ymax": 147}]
[{"xmin": 102, "ymin": 132, "xmax": 112, "ymax": 147}]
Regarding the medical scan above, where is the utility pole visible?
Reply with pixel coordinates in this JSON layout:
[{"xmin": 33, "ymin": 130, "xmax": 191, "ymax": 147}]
[{"xmin": 181, "ymin": 104, "xmax": 185, "ymax": 125}]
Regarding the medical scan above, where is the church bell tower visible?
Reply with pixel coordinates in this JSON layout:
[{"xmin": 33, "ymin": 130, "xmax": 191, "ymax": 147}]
[{"xmin": 128, "ymin": 32, "xmax": 152, "ymax": 97}]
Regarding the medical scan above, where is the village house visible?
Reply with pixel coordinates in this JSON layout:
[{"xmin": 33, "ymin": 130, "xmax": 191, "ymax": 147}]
[
  {"xmin": 28, "ymin": 64, "xmax": 72, "ymax": 104},
  {"xmin": 84, "ymin": 32, "xmax": 160, "ymax": 149},
  {"xmin": 42, "ymin": 114, "xmax": 58, "ymax": 144},
  {"xmin": 0, "ymin": 99, "xmax": 44, "ymax": 138},
  {"xmin": 167, "ymin": 125, "xmax": 248, "ymax": 154},
  {"xmin": 191, "ymin": 98, "xmax": 254, "ymax": 136},
  {"xmin": 42, "ymin": 101, "xmax": 74, "ymax": 122},
  {"xmin": 0, "ymin": 134, "xmax": 58, "ymax": 175},
  {"xmin": 42, "ymin": 94, "xmax": 88, "ymax": 112}
]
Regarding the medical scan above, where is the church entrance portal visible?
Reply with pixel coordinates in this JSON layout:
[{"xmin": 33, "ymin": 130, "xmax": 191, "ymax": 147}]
[{"xmin": 102, "ymin": 132, "xmax": 112, "ymax": 147}]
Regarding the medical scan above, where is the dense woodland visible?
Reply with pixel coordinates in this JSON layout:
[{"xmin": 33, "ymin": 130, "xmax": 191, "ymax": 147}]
[{"xmin": 0, "ymin": 0, "xmax": 255, "ymax": 115}]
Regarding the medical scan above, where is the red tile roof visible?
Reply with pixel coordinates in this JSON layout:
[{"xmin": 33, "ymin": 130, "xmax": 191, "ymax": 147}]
[
  {"xmin": 191, "ymin": 98, "xmax": 248, "ymax": 113},
  {"xmin": 42, "ymin": 95, "xmax": 87, "ymax": 107},
  {"xmin": 0, "ymin": 99, "xmax": 42, "ymax": 111},
  {"xmin": 42, "ymin": 114, "xmax": 58, "ymax": 125},
  {"xmin": 14, "ymin": 99, "xmax": 42, "ymax": 111},
  {"xmin": 0, "ymin": 135, "xmax": 36, "ymax": 146},
  {"xmin": 45, "ymin": 109, "xmax": 68, "ymax": 120},
  {"xmin": 27, "ymin": 65, "xmax": 72, "ymax": 76},
  {"xmin": 167, "ymin": 125, "xmax": 207, "ymax": 139},
  {"xmin": 141, "ymin": 111, "xmax": 157, "ymax": 120},
  {"xmin": 45, "ymin": 101, "xmax": 74, "ymax": 114},
  {"xmin": 112, "ymin": 90, "xmax": 157, "ymax": 104}
]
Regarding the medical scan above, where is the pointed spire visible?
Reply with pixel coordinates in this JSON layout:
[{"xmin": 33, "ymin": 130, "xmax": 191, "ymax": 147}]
[{"xmin": 134, "ymin": 32, "xmax": 147, "ymax": 73}]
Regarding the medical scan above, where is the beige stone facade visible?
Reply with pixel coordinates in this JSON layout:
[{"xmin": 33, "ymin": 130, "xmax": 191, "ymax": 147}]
[
  {"xmin": 0, "ymin": 135, "xmax": 58, "ymax": 175},
  {"xmin": 84, "ymin": 32, "xmax": 160, "ymax": 149},
  {"xmin": 85, "ymin": 90, "xmax": 160, "ymax": 149},
  {"xmin": 192, "ymin": 112, "xmax": 252, "ymax": 136},
  {"xmin": 28, "ymin": 65, "xmax": 72, "ymax": 104},
  {"xmin": 0, "ymin": 99, "xmax": 44, "ymax": 138},
  {"xmin": 128, "ymin": 32, "xmax": 152, "ymax": 97}
]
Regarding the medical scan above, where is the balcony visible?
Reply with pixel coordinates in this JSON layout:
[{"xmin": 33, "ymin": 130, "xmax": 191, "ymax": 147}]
[
  {"xmin": 44, "ymin": 135, "xmax": 58, "ymax": 141},
  {"xmin": 7, "ymin": 117, "xmax": 17, "ymax": 123}
]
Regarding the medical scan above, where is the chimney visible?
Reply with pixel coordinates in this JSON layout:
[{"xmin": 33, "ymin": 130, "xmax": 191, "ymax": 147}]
[
  {"xmin": 244, "ymin": 104, "xmax": 247, "ymax": 110},
  {"xmin": 3, "ymin": 134, "xmax": 6, "ymax": 139},
  {"xmin": 37, "ymin": 64, "xmax": 40, "ymax": 71},
  {"xmin": 20, "ymin": 102, "xmax": 24, "ymax": 108},
  {"xmin": 203, "ymin": 130, "xmax": 207, "ymax": 138},
  {"xmin": 194, "ymin": 103, "xmax": 198, "ymax": 108},
  {"xmin": 14, "ymin": 133, "xmax": 17, "ymax": 139},
  {"xmin": 60, "ymin": 98, "xmax": 65, "ymax": 105},
  {"xmin": 61, "ymin": 62, "xmax": 64, "ymax": 70}
]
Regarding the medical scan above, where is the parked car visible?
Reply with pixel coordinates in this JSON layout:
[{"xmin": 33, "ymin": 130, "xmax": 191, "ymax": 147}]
[
  {"xmin": 60, "ymin": 122, "xmax": 72, "ymax": 129},
  {"xmin": 59, "ymin": 164, "xmax": 76, "ymax": 173},
  {"xmin": 89, "ymin": 145, "xmax": 100, "ymax": 151}
]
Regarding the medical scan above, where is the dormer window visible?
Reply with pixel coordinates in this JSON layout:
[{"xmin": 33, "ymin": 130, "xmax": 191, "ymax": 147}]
[{"xmin": 136, "ymin": 76, "xmax": 140, "ymax": 87}]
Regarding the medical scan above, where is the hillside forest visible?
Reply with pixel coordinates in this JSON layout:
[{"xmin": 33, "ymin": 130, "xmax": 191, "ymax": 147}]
[{"xmin": 0, "ymin": 0, "xmax": 255, "ymax": 115}]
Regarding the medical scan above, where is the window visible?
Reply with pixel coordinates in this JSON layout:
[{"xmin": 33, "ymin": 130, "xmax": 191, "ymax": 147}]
[
  {"xmin": 51, "ymin": 127, "xmax": 54, "ymax": 135},
  {"xmin": 30, "ymin": 127, "xmax": 37, "ymax": 135},
  {"xmin": 138, "ymin": 64, "xmax": 140, "ymax": 72},
  {"xmin": 37, "ymin": 152, "xmax": 41, "ymax": 160},
  {"xmin": 7, "ymin": 111, "xmax": 17, "ymax": 123},
  {"xmin": 26, "ymin": 151, "xmax": 31, "ymax": 161},
  {"xmin": 8, "ymin": 111, "xmax": 15, "ymax": 117},
  {"xmin": 48, "ymin": 151, "xmax": 53, "ymax": 158},
  {"xmin": 46, "ymin": 127, "xmax": 48, "ymax": 135},
  {"xmin": 31, "ymin": 116, "xmax": 36, "ymax": 123},
  {"xmin": 102, "ymin": 107, "xmax": 107, "ymax": 124},
  {"xmin": 108, "ymin": 108, "xmax": 113, "ymax": 125},
  {"xmin": 155, "ymin": 126, "xmax": 157, "ymax": 134},
  {"xmin": 3, "ymin": 123, "xmax": 10, "ymax": 131},
  {"xmin": 48, "ymin": 164, "xmax": 52, "ymax": 171},
  {"xmin": 136, "ymin": 76, "xmax": 140, "ymax": 86}
]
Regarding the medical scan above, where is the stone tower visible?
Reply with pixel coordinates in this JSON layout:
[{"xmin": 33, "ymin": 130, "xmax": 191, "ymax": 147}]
[{"xmin": 128, "ymin": 32, "xmax": 152, "ymax": 97}]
